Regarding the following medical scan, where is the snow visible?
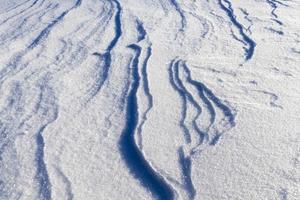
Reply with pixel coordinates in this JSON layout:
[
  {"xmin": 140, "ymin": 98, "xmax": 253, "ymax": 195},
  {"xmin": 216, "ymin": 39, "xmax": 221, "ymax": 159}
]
[{"xmin": 0, "ymin": 0, "xmax": 299, "ymax": 199}]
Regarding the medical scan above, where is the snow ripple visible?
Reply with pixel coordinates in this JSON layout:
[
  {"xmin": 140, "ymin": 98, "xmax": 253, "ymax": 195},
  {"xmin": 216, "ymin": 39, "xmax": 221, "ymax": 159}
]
[{"xmin": 0, "ymin": 0, "xmax": 298, "ymax": 199}]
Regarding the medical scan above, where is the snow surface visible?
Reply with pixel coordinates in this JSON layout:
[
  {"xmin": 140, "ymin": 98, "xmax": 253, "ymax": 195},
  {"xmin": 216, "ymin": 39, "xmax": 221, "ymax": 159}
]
[{"xmin": 0, "ymin": 0, "xmax": 299, "ymax": 199}]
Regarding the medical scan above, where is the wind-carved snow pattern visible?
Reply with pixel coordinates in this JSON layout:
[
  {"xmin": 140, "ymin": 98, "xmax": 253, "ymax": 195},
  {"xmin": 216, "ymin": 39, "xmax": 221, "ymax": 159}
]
[
  {"xmin": 239, "ymin": 8, "xmax": 253, "ymax": 34},
  {"xmin": 0, "ymin": 0, "xmax": 299, "ymax": 199},
  {"xmin": 266, "ymin": 0, "xmax": 288, "ymax": 25},
  {"xmin": 0, "ymin": 77, "xmax": 58, "ymax": 200},
  {"xmin": 118, "ymin": 20, "xmax": 172, "ymax": 199},
  {"xmin": 169, "ymin": 60, "xmax": 235, "ymax": 147},
  {"xmin": 119, "ymin": 43, "xmax": 175, "ymax": 200},
  {"xmin": 120, "ymin": 18, "xmax": 236, "ymax": 199},
  {"xmin": 264, "ymin": 0, "xmax": 289, "ymax": 35},
  {"xmin": 35, "ymin": 80, "xmax": 58, "ymax": 200},
  {"xmin": 170, "ymin": 0, "xmax": 186, "ymax": 32},
  {"xmin": 166, "ymin": 59, "xmax": 235, "ymax": 199},
  {"xmin": 217, "ymin": 0, "xmax": 256, "ymax": 60},
  {"xmin": 86, "ymin": 0, "xmax": 122, "ymax": 103}
]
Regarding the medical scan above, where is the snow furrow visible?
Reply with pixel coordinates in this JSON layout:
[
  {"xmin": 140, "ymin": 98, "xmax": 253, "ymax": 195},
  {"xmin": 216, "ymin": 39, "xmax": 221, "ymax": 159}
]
[
  {"xmin": 0, "ymin": 1, "xmax": 81, "ymax": 83},
  {"xmin": 178, "ymin": 147, "xmax": 196, "ymax": 200},
  {"xmin": 35, "ymin": 126, "xmax": 52, "ymax": 200},
  {"xmin": 86, "ymin": 0, "xmax": 122, "ymax": 102},
  {"xmin": 266, "ymin": 0, "xmax": 288, "ymax": 20},
  {"xmin": 55, "ymin": 167, "xmax": 74, "ymax": 200},
  {"xmin": 135, "ymin": 23, "xmax": 153, "ymax": 149},
  {"xmin": 169, "ymin": 0, "xmax": 186, "ymax": 31},
  {"xmin": 0, "ymin": 0, "xmax": 41, "ymax": 25},
  {"xmin": 119, "ymin": 43, "xmax": 174, "ymax": 200},
  {"xmin": 217, "ymin": 0, "xmax": 256, "ymax": 60},
  {"xmin": 0, "ymin": 2, "xmax": 57, "ymax": 47},
  {"xmin": 34, "ymin": 80, "xmax": 58, "ymax": 200},
  {"xmin": 182, "ymin": 64, "xmax": 236, "ymax": 144},
  {"xmin": 168, "ymin": 59, "xmax": 192, "ymax": 144},
  {"xmin": 29, "ymin": 0, "xmax": 82, "ymax": 49},
  {"xmin": 136, "ymin": 20, "xmax": 146, "ymax": 42},
  {"xmin": 0, "ymin": 0, "xmax": 299, "ymax": 199},
  {"xmin": 105, "ymin": 0, "xmax": 121, "ymax": 52},
  {"xmin": 239, "ymin": 8, "xmax": 253, "ymax": 34},
  {"xmin": 168, "ymin": 58, "xmax": 236, "ymax": 198}
]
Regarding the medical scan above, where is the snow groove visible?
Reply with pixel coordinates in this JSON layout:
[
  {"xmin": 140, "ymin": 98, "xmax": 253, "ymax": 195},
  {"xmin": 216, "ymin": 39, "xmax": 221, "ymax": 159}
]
[
  {"xmin": 55, "ymin": 167, "xmax": 74, "ymax": 200},
  {"xmin": 0, "ymin": 0, "xmax": 299, "ymax": 199},
  {"xmin": 135, "ymin": 21, "xmax": 153, "ymax": 149},
  {"xmin": 168, "ymin": 59, "xmax": 193, "ymax": 144},
  {"xmin": 265, "ymin": 0, "xmax": 289, "ymax": 36},
  {"xmin": 118, "ymin": 22, "xmax": 177, "ymax": 199},
  {"xmin": 29, "ymin": 0, "xmax": 82, "ymax": 49},
  {"xmin": 34, "ymin": 80, "xmax": 58, "ymax": 200},
  {"xmin": 136, "ymin": 20, "xmax": 146, "ymax": 42},
  {"xmin": 136, "ymin": 46, "xmax": 153, "ymax": 149},
  {"xmin": 0, "ymin": 82, "xmax": 25, "ymax": 200},
  {"xmin": 119, "ymin": 43, "xmax": 175, "ymax": 200},
  {"xmin": 217, "ymin": 0, "xmax": 256, "ymax": 60},
  {"xmin": 0, "ymin": 0, "xmax": 40, "ymax": 26},
  {"xmin": 266, "ymin": 0, "xmax": 288, "ymax": 22},
  {"xmin": 169, "ymin": 0, "xmax": 186, "ymax": 31},
  {"xmin": 182, "ymin": 62, "xmax": 236, "ymax": 146},
  {"xmin": 178, "ymin": 147, "xmax": 196, "ymax": 200},
  {"xmin": 169, "ymin": 59, "xmax": 235, "ymax": 149},
  {"xmin": 239, "ymin": 8, "xmax": 253, "ymax": 34},
  {"xmin": 168, "ymin": 59, "xmax": 236, "ymax": 199},
  {"xmin": 35, "ymin": 126, "xmax": 52, "ymax": 200},
  {"xmin": 0, "ymin": 1, "xmax": 82, "ymax": 83},
  {"xmin": 86, "ymin": 0, "xmax": 122, "ymax": 102}
]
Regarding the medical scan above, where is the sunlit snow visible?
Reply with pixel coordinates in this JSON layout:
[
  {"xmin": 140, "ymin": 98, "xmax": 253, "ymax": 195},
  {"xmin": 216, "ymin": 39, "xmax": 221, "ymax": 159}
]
[{"xmin": 0, "ymin": 0, "xmax": 299, "ymax": 199}]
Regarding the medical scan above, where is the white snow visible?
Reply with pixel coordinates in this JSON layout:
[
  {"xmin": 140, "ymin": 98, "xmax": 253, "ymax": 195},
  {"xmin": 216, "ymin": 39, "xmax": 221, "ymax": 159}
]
[{"xmin": 0, "ymin": 0, "xmax": 299, "ymax": 199}]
